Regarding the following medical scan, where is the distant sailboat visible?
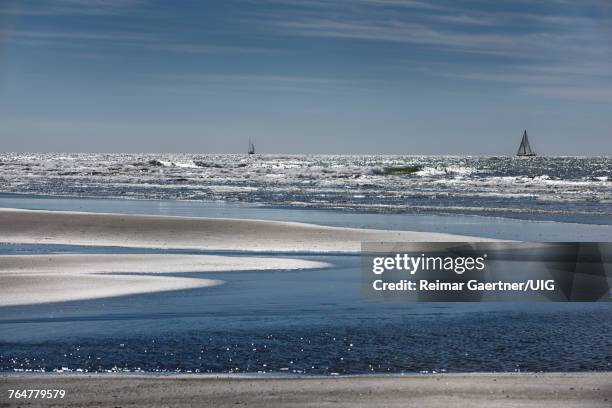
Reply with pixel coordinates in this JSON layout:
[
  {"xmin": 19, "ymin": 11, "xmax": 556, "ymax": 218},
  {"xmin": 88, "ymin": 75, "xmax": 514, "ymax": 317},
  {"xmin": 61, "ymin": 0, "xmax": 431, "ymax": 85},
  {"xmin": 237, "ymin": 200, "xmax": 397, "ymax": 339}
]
[
  {"xmin": 516, "ymin": 130, "xmax": 536, "ymax": 157},
  {"xmin": 248, "ymin": 139, "xmax": 255, "ymax": 155}
]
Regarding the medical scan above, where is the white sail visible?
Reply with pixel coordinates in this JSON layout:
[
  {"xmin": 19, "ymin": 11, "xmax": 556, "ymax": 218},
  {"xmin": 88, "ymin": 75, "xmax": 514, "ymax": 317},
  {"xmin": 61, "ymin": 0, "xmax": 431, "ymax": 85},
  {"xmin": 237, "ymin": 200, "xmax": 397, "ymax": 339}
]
[
  {"xmin": 517, "ymin": 130, "xmax": 535, "ymax": 156},
  {"xmin": 248, "ymin": 139, "xmax": 255, "ymax": 154}
]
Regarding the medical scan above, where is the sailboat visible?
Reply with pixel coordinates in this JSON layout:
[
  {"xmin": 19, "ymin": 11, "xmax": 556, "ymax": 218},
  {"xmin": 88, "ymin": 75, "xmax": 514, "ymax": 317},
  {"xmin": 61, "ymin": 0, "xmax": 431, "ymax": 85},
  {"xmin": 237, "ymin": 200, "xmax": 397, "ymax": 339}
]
[
  {"xmin": 516, "ymin": 130, "xmax": 536, "ymax": 157},
  {"xmin": 248, "ymin": 139, "xmax": 255, "ymax": 155}
]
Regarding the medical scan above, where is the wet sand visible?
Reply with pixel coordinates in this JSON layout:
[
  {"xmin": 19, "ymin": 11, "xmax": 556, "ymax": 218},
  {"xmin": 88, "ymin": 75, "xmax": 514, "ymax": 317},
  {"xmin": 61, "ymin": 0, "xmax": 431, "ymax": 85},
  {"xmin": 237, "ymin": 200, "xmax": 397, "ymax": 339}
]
[
  {"xmin": 0, "ymin": 208, "xmax": 486, "ymax": 306},
  {"xmin": 0, "ymin": 254, "xmax": 330, "ymax": 306},
  {"xmin": 0, "ymin": 208, "xmax": 487, "ymax": 253},
  {"xmin": 0, "ymin": 207, "xmax": 489, "ymax": 306},
  {"xmin": 2, "ymin": 373, "xmax": 611, "ymax": 407}
]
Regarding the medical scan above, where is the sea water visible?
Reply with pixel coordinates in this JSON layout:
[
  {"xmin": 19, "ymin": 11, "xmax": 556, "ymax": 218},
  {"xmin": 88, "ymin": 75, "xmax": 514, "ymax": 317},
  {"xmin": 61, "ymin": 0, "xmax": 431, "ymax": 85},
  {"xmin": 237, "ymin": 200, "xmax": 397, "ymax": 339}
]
[
  {"xmin": 1, "ymin": 249, "xmax": 611, "ymax": 375},
  {"xmin": 0, "ymin": 153, "xmax": 609, "ymax": 224},
  {"xmin": 0, "ymin": 168, "xmax": 610, "ymax": 375},
  {"xmin": 0, "ymin": 197, "xmax": 611, "ymax": 375}
]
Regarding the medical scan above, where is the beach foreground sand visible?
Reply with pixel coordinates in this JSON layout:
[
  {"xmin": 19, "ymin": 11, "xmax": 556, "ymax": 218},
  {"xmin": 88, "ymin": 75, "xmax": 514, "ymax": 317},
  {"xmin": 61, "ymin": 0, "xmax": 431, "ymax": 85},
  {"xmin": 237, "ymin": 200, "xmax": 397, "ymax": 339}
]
[{"xmin": 2, "ymin": 373, "xmax": 611, "ymax": 408}]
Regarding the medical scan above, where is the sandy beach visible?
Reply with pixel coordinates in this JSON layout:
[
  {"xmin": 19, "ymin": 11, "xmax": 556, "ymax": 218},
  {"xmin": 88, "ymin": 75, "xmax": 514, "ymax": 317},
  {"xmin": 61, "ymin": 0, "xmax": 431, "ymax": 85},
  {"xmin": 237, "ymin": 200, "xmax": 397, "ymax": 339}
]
[
  {"xmin": 0, "ymin": 207, "xmax": 483, "ymax": 306},
  {"xmin": 0, "ymin": 208, "xmax": 486, "ymax": 252},
  {"xmin": 0, "ymin": 254, "xmax": 330, "ymax": 306},
  {"xmin": 2, "ymin": 373, "xmax": 611, "ymax": 407},
  {"xmin": 0, "ymin": 207, "xmax": 486, "ymax": 306}
]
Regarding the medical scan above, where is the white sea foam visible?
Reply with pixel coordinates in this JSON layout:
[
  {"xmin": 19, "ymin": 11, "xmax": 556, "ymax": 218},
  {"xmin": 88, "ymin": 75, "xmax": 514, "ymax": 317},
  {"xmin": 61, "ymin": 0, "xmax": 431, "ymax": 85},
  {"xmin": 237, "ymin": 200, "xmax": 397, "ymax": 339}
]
[
  {"xmin": 0, "ymin": 153, "xmax": 609, "ymax": 223},
  {"xmin": 415, "ymin": 166, "xmax": 476, "ymax": 176}
]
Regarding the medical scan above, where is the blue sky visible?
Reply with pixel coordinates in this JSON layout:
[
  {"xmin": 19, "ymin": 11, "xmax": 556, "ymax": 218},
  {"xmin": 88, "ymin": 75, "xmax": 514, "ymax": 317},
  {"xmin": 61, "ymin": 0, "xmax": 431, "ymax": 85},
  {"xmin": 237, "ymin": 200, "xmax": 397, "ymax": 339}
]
[{"xmin": 0, "ymin": 0, "xmax": 610, "ymax": 154}]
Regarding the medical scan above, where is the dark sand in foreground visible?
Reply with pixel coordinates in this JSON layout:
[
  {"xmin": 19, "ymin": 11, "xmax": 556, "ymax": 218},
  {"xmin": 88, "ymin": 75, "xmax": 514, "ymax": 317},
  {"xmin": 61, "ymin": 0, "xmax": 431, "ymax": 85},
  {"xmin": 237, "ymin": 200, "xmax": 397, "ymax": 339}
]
[{"xmin": 2, "ymin": 373, "xmax": 611, "ymax": 408}]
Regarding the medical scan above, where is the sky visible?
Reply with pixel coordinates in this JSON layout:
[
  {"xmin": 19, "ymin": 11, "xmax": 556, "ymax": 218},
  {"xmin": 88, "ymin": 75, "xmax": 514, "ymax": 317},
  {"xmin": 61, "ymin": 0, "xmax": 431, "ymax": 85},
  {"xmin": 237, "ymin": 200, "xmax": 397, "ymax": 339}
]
[{"xmin": 0, "ymin": 0, "xmax": 611, "ymax": 155}]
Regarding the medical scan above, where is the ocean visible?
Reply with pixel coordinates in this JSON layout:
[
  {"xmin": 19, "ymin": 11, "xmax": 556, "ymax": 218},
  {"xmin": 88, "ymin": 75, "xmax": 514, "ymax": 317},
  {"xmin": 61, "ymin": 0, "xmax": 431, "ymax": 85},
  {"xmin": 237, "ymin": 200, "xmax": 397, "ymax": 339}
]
[
  {"xmin": 0, "ymin": 153, "xmax": 610, "ymax": 224},
  {"xmin": 0, "ymin": 155, "xmax": 611, "ymax": 376}
]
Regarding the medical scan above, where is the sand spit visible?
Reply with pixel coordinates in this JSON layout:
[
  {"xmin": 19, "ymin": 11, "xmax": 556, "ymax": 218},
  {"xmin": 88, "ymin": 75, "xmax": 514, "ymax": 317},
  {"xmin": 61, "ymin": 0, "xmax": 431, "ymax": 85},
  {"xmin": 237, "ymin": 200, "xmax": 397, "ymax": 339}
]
[
  {"xmin": 0, "ymin": 208, "xmax": 487, "ymax": 252},
  {"xmin": 0, "ymin": 254, "xmax": 330, "ymax": 306}
]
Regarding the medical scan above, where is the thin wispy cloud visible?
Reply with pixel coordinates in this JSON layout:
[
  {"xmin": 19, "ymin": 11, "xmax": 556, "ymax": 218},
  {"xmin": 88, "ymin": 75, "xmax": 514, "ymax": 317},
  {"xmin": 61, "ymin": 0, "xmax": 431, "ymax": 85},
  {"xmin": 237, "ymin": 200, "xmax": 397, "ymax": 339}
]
[
  {"xmin": 241, "ymin": 0, "xmax": 612, "ymax": 103},
  {"xmin": 0, "ymin": 28, "xmax": 274, "ymax": 56},
  {"xmin": 247, "ymin": 2, "xmax": 609, "ymax": 57},
  {"xmin": 440, "ymin": 61, "xmax": 612, "ymax": 104},
  {"xmin": 142, "ymin": 43, "xmax": 277, "ymax": 55},
  {"xmin": 522, "ymin": 86, "xmax": 612, "ymax": 104},
  {"xmin": 267, "ymin": 18, "xmax": 565, "ymax": 55},
  {"xmin": 146, "ymin": 73, "xmax": 380, "ymax": 96},
  {"xmin": 0, "ymin": 0, "xmax": 144, "ymax": 16},
  {"xmin": 0, "ymin": 28, "xmax": 153, "ymax": 42},
  {"xmin": 442, "ymin": 68, "xmax": 612, "ymax": 104}
]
